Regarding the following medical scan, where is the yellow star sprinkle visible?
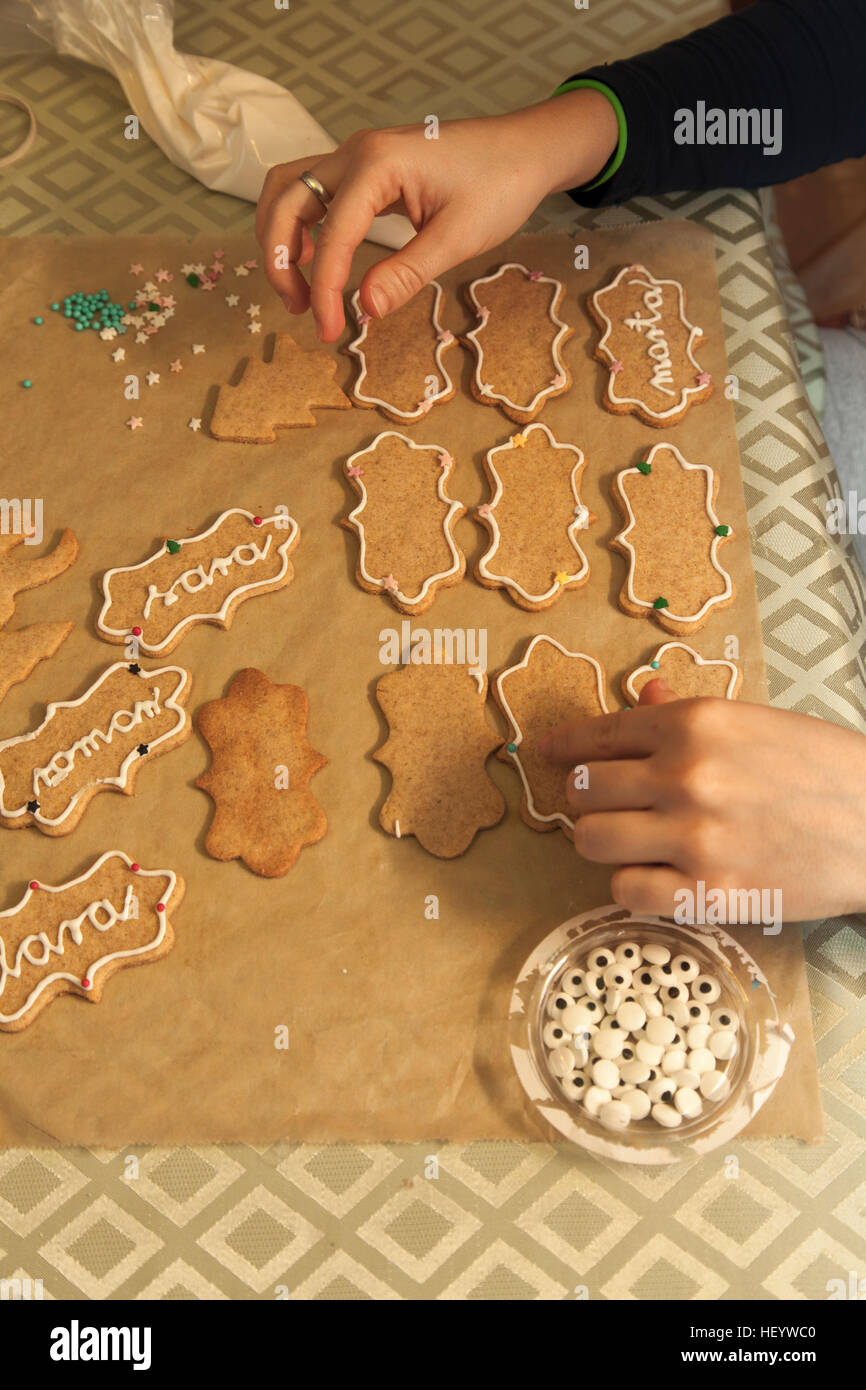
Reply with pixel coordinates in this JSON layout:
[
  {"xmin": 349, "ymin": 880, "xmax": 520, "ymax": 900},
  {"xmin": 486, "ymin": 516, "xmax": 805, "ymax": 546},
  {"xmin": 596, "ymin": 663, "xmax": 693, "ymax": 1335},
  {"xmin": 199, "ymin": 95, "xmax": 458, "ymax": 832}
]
[
  {"xmin": 554, "ymin": 571, "xmax": 570, "ymax": 586},
  {"xmin": 510, "ymin": 432, "xmax": 527, "ymax": 448}
]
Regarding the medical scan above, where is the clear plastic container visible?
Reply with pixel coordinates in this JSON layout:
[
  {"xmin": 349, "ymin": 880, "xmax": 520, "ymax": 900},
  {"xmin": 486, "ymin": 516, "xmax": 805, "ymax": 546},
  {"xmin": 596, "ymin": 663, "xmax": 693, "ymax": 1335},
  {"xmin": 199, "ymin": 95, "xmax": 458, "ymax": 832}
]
[{"xmin": 509, "ymin": 906, "xmax": 793, "ymax": 1165}]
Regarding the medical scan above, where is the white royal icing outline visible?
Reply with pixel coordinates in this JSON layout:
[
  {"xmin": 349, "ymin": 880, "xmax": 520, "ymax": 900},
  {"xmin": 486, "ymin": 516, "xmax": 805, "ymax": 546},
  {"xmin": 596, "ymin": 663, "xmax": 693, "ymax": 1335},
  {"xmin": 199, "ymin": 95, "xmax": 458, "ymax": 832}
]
[
  {"xmin": 495, "ymin": 635, "xmax": 608, "ymax": 831},
  {"xmin": 97, "ymin": 509, "xmax": 299, "ymax": 656},
  {"xmin": 0, "ymin": 662, "xmax": 190, "ymax": 830},
  {"xmin": 591, "ymin": 264, "xmax": 708, "ymax": 421},
  {"xmin": 624, "ymin": 642, "xmax": 740, "ymax": 704},
  {"xmin": 347, "ymin": 282, "xmax": 455, "ymax": 420},
  {"xmin": 613, "ymin": 442, "xmax": 733, "ymax": 625},
  {"xmin": 0, "ymin": 850, "xmax": 178, "ymax": 1026},
  {"xmin": 344, "ymin": 431, "xmax": 463, "ymax": 610},
  {"xmin": 477, "ymin": 422, "xmax": 589, "ymax": 604},
  {"xmin": 464, "ymin": 263, "xmax": 571, "ymax": 415}
]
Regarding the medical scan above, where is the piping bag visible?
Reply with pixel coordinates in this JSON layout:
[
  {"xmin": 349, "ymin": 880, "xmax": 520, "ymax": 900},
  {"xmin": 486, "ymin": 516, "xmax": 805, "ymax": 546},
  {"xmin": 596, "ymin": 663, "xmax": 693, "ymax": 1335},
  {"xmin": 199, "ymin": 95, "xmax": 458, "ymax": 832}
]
[{"xmin": 0, "ymin": 0, "xmax": 413, "ymax": 249}]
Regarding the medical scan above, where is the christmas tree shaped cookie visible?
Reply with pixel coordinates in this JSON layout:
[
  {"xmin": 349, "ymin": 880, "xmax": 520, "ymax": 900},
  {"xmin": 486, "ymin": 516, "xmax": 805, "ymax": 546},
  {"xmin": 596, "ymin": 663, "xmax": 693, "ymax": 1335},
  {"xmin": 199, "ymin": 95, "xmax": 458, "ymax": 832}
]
[{"xmin": 209, "ymin": 333, "xmax": 352, "ymax": 442}]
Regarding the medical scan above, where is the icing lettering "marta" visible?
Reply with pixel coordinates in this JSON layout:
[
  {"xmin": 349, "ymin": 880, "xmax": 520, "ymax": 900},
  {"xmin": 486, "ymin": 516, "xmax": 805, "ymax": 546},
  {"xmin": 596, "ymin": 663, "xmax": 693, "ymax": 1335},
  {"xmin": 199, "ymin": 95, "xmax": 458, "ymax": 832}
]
[
  {"xmin": 143, "ymin": 535, "xmax": 273, "ymax": 618},
  {"xmin": 33, "ymin": 691, "xmax": 163, "ymax": 791},
  {"xmin": 0, "ymin": 884, "xmax": 135, "ymax": 1000},
  {"xmin": 623, "ymin": 281, "xmax": 676, "ymax": 397}
]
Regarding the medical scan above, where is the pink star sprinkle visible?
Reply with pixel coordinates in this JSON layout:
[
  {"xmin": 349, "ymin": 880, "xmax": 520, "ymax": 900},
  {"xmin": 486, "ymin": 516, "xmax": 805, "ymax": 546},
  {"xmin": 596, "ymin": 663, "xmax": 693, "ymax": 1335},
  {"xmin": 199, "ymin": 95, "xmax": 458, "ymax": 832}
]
[
  {"xmin": 528, "ymin": 269, "xmax": 544, "ymax": 281},
  {"xmin": 476, "ymin": 306, "xmax": 489, "ymax": 323},
  {"xmin": 125, "ymin": 416, "xmax": 143, "ymax": 431},
  {"xmin": 610, "ymin": 360, "xmax": 624, "ymax": 375},
  {"xmin": 436, "ymin": 329, "xmax": 454, "ymax": 345},
  {"xmin": 551, "ymin": 373, "xmax": 566, "ymax": 388},
  {"xmin": 161, "ymin": 295, "xmax": 176, "ymax": 310},
  {"xmin": 417, "ymin": 398, "xmax": 434, "ymax": 414},
  {"xmin": 244, "ymin": 258, "xmax": 258, "ymax": 270},
  {"xmin": 382, "ymin": 574, "xmax": 399, "ymax": 593},
  {"xmin": 477, "ymin": 503, "xmax": 492, "ymax": 517},
  {"xmin": 347, "ymin": 465, "xmax": 364, "ymax": 479},
  {"xmin": 437, "ymin": 451, "xmax": 453, "ymax": 468},
  {"xmin": 357, "ymin": 312, "xmax": 371, "ymax": 326},
  {"xmin": 155, "ymin": 268, "xmax": 173, "ymax": 283},
  {"xmin": 696, "ymin": 372, "xmax": 712, "ymax": 387},
  {"xmin": 629, "ymin": 263, "xmax": 643, "ymax": 272},
  {"xmin": 129, "ymin": 263, "xmax": 144, "ymax": 275},
  {"xmin": 169, "ymin": 359, "xmax": 183, "ymax": 373}
]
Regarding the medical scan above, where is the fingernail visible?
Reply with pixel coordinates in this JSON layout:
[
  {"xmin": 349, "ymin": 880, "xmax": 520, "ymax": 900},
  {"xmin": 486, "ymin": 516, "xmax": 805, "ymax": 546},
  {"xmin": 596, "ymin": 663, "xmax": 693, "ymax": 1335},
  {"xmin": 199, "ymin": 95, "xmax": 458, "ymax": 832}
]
[{"xmin": 368, "ymin": 286, "xmax": 389, "ymax": 318}]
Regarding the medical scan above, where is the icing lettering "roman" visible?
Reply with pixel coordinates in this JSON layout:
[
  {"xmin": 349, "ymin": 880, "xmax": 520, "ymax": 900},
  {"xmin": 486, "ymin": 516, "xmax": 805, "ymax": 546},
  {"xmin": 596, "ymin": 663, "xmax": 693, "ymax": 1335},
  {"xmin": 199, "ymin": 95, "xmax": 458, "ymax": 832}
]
[
  {"xmin": 33, "ymin": 691, "xmax": 163, "ymax": 790},
  {"xmin": 142, "ymin": 535, "xmax": 273, "ymax": 618},
  {"xmin": 623, "ymin": 282, "xmax": 676, "ymax": 397},
  {"xmin": 0, "ymin": 884, "xmax": 135, "ymax": 1000}
]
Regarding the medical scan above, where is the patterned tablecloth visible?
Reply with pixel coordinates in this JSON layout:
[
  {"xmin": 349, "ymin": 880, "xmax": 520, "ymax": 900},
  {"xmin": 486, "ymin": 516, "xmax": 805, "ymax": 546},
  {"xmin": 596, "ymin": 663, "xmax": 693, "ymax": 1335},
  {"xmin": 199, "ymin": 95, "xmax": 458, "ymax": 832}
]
[{"xmin": 0, "ymin": 0, "xmax": 864, "ymax": 1302}]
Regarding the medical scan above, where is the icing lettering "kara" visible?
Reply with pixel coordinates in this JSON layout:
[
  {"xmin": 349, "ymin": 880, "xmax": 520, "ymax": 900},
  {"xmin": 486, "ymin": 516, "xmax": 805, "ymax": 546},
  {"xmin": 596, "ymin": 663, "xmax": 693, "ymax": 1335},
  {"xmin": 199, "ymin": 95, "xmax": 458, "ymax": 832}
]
[
  {"xmin": 142, "ymin": 535, "xmax": 272, "ymax": 619},
  {"xmin": 33, "ymin": 692, "xmax": 163, "ymax": 791},
  {"xmin": 623, "ymin": 282, "xmax": 675, "ymax": 397},
  {"xmin": 0, "ymin": 884, "xmax": 135, "ymax": 1001}
]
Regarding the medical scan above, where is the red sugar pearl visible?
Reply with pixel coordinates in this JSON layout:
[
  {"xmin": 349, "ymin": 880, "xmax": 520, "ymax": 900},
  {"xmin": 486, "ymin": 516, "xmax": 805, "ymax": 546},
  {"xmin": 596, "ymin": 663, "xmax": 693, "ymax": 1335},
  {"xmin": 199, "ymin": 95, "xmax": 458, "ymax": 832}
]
[
  {"xmin": 130, "ymin": 862, "xmax": 140, "ymax": 873},
  {"xmin": 157, "ymin": 903, "xmax": 165, "ymax": 912},
  {"xmin": 131, "ymin": 625, "xmax": 142, "ymax": 637},
  {"xmin": 29, "ymin": 880, "xmax": 39, "ymax": 891},
  {"xmin": 253, "ymin": 516, "xmax": 263, "ymax": 526},
  {"xmin": 81, "ymin": 978, "xmax": 91, "ymax": 989}
]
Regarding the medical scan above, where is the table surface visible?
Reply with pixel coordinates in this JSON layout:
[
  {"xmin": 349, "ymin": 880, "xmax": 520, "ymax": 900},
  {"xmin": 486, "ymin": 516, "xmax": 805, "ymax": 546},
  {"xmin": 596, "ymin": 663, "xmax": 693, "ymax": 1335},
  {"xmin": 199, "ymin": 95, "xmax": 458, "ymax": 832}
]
[{"xmin": 0, "ymin": 0, "xmax": 864, "ymax": 1302}]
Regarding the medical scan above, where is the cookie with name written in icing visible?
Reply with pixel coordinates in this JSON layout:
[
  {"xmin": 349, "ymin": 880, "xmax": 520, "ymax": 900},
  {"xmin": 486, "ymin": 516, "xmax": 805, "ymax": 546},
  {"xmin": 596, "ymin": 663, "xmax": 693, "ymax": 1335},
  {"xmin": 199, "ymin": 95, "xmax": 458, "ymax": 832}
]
[
  {"xmin": 0, "ymin": 851, "xmax": 183, "ymax": 1032},
  {"xmin": 589, "ymin": 263, "xmax": 712, "ymax": 426},
  {"xmin": 623, "ymin": 642, "xmax": 741, "ymax": 705},
  {"xmin": 0, "ymin": 661, "xmax": 192, "ymax": 837},
  {"xmin": 493, "ymin": 635, "xmax": 609, "ymax": 836},
  {"xmin": 461, "ymin": 262, "xmax": 573, "ymax": 423},
  {"xmin": 0, "ymin": 529, "xmax": 79, "ymax": 630},
  {"xmin": 97, "ymin": 509, "xmax": 299, "ymax": 656},
  {"xmin": 209, "ymin": 332, "xmax": 352, "ymax": 441},
  {"xmin": 611, "ymin": 442, "xmax": 735, "ymax": 634},
  {"xmin": 475, "ymin": 423, "xmax": 594, "ymax": 610},
  {"xmin": 0, "ymin": 622, "xmax": 74, "ymax": 706},
  {"xmin": 346, "ymin": 281, "xmax": 458, "ymax": 422},
  {"xmin": 196, "ymin": 669, "xmax": 327, "ymax": 878},
  {"xmin": 374, "ymin": 662, "xmax": 504, "ymax": 858},
  {"xmin": 342, "ymin": 431, "xmax": 466, "ymax": 614}
]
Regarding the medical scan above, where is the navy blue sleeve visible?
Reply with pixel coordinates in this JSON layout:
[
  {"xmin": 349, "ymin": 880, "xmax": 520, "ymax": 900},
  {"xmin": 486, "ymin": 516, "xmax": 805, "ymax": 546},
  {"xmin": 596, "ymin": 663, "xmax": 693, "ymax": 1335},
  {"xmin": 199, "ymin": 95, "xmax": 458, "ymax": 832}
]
[{"xmin": 564, "ymin": 0, "xmax": 866, "ymax": 206}]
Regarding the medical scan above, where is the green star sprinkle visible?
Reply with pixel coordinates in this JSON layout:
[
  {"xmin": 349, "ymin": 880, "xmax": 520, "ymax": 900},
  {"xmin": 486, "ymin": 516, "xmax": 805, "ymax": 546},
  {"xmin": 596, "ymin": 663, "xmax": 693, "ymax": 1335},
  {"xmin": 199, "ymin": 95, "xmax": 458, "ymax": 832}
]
[
  {"xmin": 166, "ymin": 540, "xmax": 181, "ymax": 555},
  {"xmin": 636, "ymin": 461, "xmax": 652, "ymax": 475},
  {"xmin": 714, "ymin": 524, "xmax": 731, "ymax": 537},
  {"xmin": 186, "ymin": 273, "xmax": 200, "ymax": 287},
  {"xmin": 653, "ymin": 597, "xmax": 669, "ymax": 610}
]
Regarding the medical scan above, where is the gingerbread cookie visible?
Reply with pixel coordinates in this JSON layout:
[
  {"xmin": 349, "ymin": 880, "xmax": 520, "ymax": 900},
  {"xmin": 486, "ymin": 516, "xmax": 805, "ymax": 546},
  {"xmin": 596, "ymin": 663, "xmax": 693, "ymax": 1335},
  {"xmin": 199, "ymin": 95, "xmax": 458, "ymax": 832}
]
[
  {"xmin": 97, "ymin": 509, "xmax": 299, "ymax": 656},
  {"xmin": 588, "ymin": 263, "xmax": 712, "ymax": 426},
  {"xmin": 611, "ymin": 442, "xmax": 734, "ymax": 635},
  {"xmin": 342, "ymin": 431, "xmax": 466, "ymax": 614},
  {"xmin": 209, "ymin": 332, "xmax": 352, "ymax": 441},
  {"xmin": 0, "ymin": 661, "xmax": 192, "ymax": 836},
  {"xmin": 0, "ymin": 851, "xmax": 183, "ymax": 1032},
  {"xmin": 0, "ymin": 529, "xmax": 78, "ymax": 629},
  {"xmin": 196, "ymin": 669, "xmax": 327, "ymax": 877},
  {"xmin": 461, "ymin": 262, "xmax": 573, "ymax": 423},
  {"xmin": 623, "ymin": 642, "xmax": 741, "ymax": 704},
  {"xmin": 374, "ymin": 662, "xmax": 504, "ymax": 858},
  {"xmin": 346, "ymin": 281, "xmax": 458, "ymax": 421},
  {"xmin": 493, "ymin": 635, "xmax": 608, "ymax": 835},
  {"xmin": 0, "ymin": 622, "xmax": 73, "ymax": 706},
  {"xmin": 475, "ymin": 423, "xmax": 594, "ymax": 610}
]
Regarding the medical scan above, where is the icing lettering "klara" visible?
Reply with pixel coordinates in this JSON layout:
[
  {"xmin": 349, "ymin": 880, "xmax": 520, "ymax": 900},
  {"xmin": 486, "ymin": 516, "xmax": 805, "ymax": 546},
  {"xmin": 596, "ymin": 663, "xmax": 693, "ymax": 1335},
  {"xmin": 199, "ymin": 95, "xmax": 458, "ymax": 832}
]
[{"xmin": 142, "ymin": 536, "xmax": 272, "ymax": 618}]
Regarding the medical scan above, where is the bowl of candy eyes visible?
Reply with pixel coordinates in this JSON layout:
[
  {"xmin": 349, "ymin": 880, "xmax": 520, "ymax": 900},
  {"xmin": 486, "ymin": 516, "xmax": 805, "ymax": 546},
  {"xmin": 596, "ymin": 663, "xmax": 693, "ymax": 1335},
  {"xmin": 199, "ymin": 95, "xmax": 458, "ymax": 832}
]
[{"xmin": 508, "ymin": 908, "xmax": 793, "ymax": 1164}]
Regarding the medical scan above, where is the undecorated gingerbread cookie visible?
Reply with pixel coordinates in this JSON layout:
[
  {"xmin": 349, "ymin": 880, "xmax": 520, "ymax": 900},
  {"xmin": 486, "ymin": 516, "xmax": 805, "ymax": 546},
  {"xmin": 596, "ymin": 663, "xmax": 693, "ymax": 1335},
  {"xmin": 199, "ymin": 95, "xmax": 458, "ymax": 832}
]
[
  {"xmin": 475, "ymin": 423, "xmax": 594, "ymax": 610},
  {"xmin": 97, "ymin": 509, "xmax": 299, "ymax": 656},
  {"xmin": 196, "ymin": 669, "xmax": 327, "ymax": 878},
  {"xmin": 611, "ymin": 442, "xmax": 735, "ymax": 635},
  {"xmin": 493, "ymin": 635, "xmax": 609, "ymax": 835},
  {"xmin": 0, "ymin": 661, "xmax": 192, "ymax": 836},
  {"xmin": 623, "ymin": 642, "xmax": 741, "ymax": 704},
  {"xmin": 589, "ymin": 263, "xmax": 712, "ymax": 426},
  {"xmin": 342, "ymin": 431, "xmax": 466, "ymax": 614},
  {"xmin": 209, "ymin": 332, "xmax": 352, "ymax": 441},
  {"xmin": 374, "ymin": 663, "xmax": 504, "ymax": 858},
  {"xmin": 0, "ymin": 851, "xmax": 183, "ymax": 1032},
  {"xmin": 0, "ymin": 621, "xmax": 73, "ymax": 706},
  {"xmin": 0, "ymin": 529, "xmax": 78, "ymax": 629},
  {"xmin": 461, "ymin": 262, "xmax": 573, "ymax": 423},
  {"xmin": 346, "ymin": 281, "xmax": 458, "ymax": 421}
]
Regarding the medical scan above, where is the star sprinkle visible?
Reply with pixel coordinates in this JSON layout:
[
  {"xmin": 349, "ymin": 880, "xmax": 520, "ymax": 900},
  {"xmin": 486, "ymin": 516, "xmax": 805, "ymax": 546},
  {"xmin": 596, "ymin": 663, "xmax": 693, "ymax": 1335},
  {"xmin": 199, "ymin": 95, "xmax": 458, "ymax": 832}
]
[
  {"xmin": 135, "ymin": 331, "xmax": 148, "ymax": 344},
  {"xmin": 192, "ymin": 263, "xmax": 206, "ymax": 276},
  {"xmin": 244, "ymin": 258, "xmax": 258, "ymax": 270},
  {"xmin": 233, "ymin": 264, "xmax": 250, "ymax": 277},
  {"xmin": 357, "ymin": 311, "xmax": 371, "ymax": 326},
  {"xmin": 347, "ymin": 465, "xmax": 364, "ymax": 479},
  {"xmin": 129, "ymin": 263, "xmax": 144, "ymax": 275},
  {"xmin": 99, "ymin": 326, "xmax": 117, "ymax": 341},
  {"xmin": 125, "ymin": 416, "xmax": 143, "ymax": 430},
  {"xmin": 199, "ymin": 279, "xmax": 216, "ymax": 292},
  {"xmin": 191, "ymin": 344, "xmax": 206, "ymax": 354},
  {"xmin": 510, "ymin": 433, "xmax": 527, "ymax": 448},
  {"xmin": 142, "ymin": 280, "xmax": 158, "ymax": 295},
  {"xmin": 155, "ymin": 268, "xmax": 173, "ymax": 283},
  {"xmin": 528, "ymin": 269, "xmax": 544, "ymax": 281},
  {"xmin": 247, "ymin": 320, "xmax": 262, "ymax": 334},
  {"xmin": 554, "ymin": 571, "xmax": 571, "ymax": 586},
  {"xmin": 610, "ymin": 360, "xmax": 624, "ymax": 375},
  {"xmin": 382, "ymin": 574, "xmax": 399, "ymax": 594},
  {"xmin": 417, "ymin": 397, "xmax": 434, "ymax": 413},
  {"xmin": 696, "ymin": 372, "xmax": 712, "ymax": 387},
  {"xmin": 551, "ymin": 373, "xmax": 566, "ymax": 388},
  {"xmin": 437, "ymin": 451, "xmax": 453, "ymax": 468},
  {"xmin": 437, "ymin": 329, "xmax": 454, "ymax": 344},
  {"xmin": 111, "ymin": 347, "xmax": 126, "ymax": 363},
  {"xmin": 477, "ymin": 503, "xmax": 493, "ymax": 517},
  {"xmin": 145, "ymin": 371, "xmax": 160, "ymax": 387},
  {"xmin": 169, "ymin": 359, "xmax": 183, "ymax": 373},
  {"xmin": 246, "ymin": 304, "xmax": 260, "ymax": 317},
  {"xmin": 188, "ymin": 418, "xmax": 202, "ymax": 432},
  {"xmin": 476, "ymin": 306, "xmax": 489, "ymax": 323},
  {"xmin": 181, "ymin": 263, "xmax": 196, "ymax": 275},
  {"xmin": 225, "ymin": 293, "xmax": 240, "ymax": 307}
]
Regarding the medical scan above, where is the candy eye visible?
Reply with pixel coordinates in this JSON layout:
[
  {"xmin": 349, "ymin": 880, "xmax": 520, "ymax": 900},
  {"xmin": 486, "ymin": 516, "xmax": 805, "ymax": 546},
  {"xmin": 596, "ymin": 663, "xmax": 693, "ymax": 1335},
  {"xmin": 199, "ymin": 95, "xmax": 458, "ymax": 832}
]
[
  {"xmin": 547, "ymin": 992, "xmax": 573, "ymax": 1018},
  {"xmin": 673, "ymin": 954, "xmax": 700, "ymax": 983},
  {"xmin": 692, "ymin": 974, "xmax": 721, "ymax": 1003}
]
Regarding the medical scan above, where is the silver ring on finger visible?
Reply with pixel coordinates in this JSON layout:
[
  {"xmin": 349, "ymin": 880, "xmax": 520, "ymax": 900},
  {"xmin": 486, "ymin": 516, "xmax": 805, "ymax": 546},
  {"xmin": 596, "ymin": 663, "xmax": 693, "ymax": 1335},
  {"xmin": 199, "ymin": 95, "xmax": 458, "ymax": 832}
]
[{"xmin": 298, "ymin": 171, "xmax": 332, "ymax": 212}]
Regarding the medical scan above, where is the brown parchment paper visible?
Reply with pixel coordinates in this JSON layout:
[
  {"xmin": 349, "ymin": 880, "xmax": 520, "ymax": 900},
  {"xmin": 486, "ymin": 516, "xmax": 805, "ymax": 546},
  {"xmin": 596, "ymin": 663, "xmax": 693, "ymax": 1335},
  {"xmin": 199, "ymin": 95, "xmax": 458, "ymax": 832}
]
[{"xmin": 0, "ymin": 227, "xmax": 822, "ymax": 1146}]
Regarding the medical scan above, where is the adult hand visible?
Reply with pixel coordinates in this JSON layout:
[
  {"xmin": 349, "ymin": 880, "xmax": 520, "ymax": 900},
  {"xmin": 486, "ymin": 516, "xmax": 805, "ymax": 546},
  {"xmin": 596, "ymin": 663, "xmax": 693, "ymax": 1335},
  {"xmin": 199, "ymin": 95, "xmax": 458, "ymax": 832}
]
[
  {"xmin": 539, "ymin": 679, "xmax": 866, "ymax": 923},
  {"xmin": 255, "ymin": 89, "xmax": 618, "ymax": 341}
]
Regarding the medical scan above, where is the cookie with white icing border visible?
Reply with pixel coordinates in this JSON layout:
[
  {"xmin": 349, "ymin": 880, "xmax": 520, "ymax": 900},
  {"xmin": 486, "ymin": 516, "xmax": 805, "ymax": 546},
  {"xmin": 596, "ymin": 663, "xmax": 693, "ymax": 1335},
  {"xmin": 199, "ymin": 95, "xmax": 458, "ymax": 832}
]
[
  {"xmin": 97, "ymin": 509, "xmax": 299, "ymax": 656},
  {"xmin": 461, "ymin": 262, "xmax": 573, "ymax": 423},
  {"xmin": 588, "ymin": 263, "xmax": 712, "ymax": 426},
  {"xmin": 346, "ymin": 281, "xmax": 458, "ymax": 422},
  {"xmin": 196, "ymin": 669, "xmax": 327, "ymax": 878},
  {"xmin": 209, "ymin": 332, "xmax": 352, "ymax": 441},
  {"xmin": 374, "ymin": 662, "xmax": 504, "ymax": 858},
  {"xmin": 493, "ymin": 635, "xmax": 608, "ymax": 836},
  {"xmin": 341, "ymin": 431, "xmax": 466, "ymax": 615},
  {"xmin": 0, "ymin": 661, "xmax": 192, "ymax": 837},
  {"xmin": 623, "ymin": 642, "xmax": 741, "ymax": 704},
  {"xmin": 0, "ymin": 851, "xmax": 183, "ymax": 1033},
  {"xmin": 475, "ymin": 423, "xmax": 594, "ymax": 610},
  {"xmin": 611, "ymin": 442, "xmax": 735, "ymax": 635}
]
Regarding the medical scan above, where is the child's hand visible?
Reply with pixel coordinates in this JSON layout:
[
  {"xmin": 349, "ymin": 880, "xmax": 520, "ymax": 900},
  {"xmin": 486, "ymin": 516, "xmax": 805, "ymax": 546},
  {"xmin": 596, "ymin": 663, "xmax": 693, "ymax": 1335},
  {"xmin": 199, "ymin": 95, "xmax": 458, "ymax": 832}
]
[
  {"xmin": 539, "ymin": 681, "xmax": 866, "ymax": 923},
  {"xmin": 255, "ymin": 90, "xmax": 617, "ymax": 342}
]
